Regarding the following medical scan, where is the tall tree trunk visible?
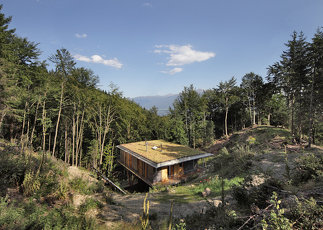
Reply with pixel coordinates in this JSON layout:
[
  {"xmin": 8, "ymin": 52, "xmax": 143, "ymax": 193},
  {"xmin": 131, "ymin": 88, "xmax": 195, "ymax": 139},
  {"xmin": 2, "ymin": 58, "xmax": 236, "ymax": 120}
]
[
  {"xmin": 193, "ymin": 123, "xmax": 196, "ymax": 149},
  {"xmin": 64, "ymin": 123, "xmax": 68, "ymax": 163},
  {"xmin": 75, "ymin": 107, "xmax": 80, "ymax": 167},
  {"xmin": 41, "ymin": 92, "xmax": 47, "ymax": 171},
  {"xmin": 21, "ymin": 101, "xmax": 28, "ymax": 142},
  {"xmin": 248, "ymin": 97, "xmax": 252, "ymax": 125},
  {"xmin": 100, "ymin": 106, "xmax": 113, "ymax": 165},
  {"xmin": 20, "ymin": 101, "xmax": 28, "ymax": 154},
  {"xmin": 67, "ymin": 138, "xmax": 71, "ymax": 164},
  {"xmin": 94, "ymin": 133, "xmax": 98, "ymax": 168},
  {"xmin": 252, "ymin": 96, "xmax": 256, "ymax": 126},
  {"xmin": 30, "ymin": 98, "xmax": 40, "ymax": 145},
  {"xmin": 307, "ymin": 67, "xmax": 315, "ymax": 148},
  {"xmin": 42, "ymin": 102, "xmax": 46, "ymax": 153},
  {"xmin": 38, "ymin": 97, "xmax": 47, "ymax": 175},
  {"xmin": 224, "ymin": 106, "xmax": 229, "ymax": 137},
  {"xmin": 225, "ymin": 100, "xmax": 229, "ymax": 138},
  {"xmin": 72, "ymin": 103, "xmax": 76, "ymax": 166},
  {"xmin": 98, "ymin": 106, "xmax": 103, "ymax": 166},
  {"xmin": 291, "ymin": 96, "xmax": 295, "ymax": 136},
  {"xmin": 76, "ymin": 110, "xmax": 85, "ymax": 167},
  {"xmin": 26, "ymin": 108, "xmax": 30, "ymax": 145},
  {"xmin": 185, "ymin": 106, "xmax": 189, "ymax": 143},
  {"xmin": 52, "ymin": 81, "xmax": 64, "ymax": 157},
  {"xmin": 0, "ymin": 106, "xmax": 8, "ymax": 134},
  {"xmin": 79, "ymin": 148, "xmax": 83, "ymax": 167},
  {"xmin": 48, "ymin": 132, "xmax": 51, "ymax": 153}
]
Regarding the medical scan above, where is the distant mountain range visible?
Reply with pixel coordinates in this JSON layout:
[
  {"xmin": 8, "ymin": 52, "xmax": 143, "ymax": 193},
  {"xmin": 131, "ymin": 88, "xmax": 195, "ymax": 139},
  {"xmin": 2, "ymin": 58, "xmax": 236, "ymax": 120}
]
[
  {"xmin": 132, "ymin": 94, "xmax": 178, "ymax": 116},
  {"xmin": 132, "ymin": 89, "xmax": 205, "ymax": 116}
]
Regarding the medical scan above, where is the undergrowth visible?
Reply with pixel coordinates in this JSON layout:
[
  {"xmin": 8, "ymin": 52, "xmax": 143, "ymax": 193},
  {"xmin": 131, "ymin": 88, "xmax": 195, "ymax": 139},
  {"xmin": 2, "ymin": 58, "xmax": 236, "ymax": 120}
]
[
  {"xmin": 0, "ymin": 142, "xmax": 107, "ymax": 230},
  {"xmin": 0, "ymin": 196, "xmax": 99, "ymax": 230}
]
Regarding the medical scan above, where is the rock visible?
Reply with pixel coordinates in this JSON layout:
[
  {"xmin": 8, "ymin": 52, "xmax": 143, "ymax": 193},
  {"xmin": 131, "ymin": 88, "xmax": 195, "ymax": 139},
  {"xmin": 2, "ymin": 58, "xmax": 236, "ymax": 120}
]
[
  {"xmin": 250, "ymin": 174, "xmax": 265, "ymax": 187},
  {"xmin": 213, "ymin": 200, "xmax": 222, "ymax": 207},
  {"xmin": 202, "ymin": 188, "xmax": 211, "ymax": 197},
  {"xmin": 205, "ymin": 187, "xmax": 211, "ymax": 196}
]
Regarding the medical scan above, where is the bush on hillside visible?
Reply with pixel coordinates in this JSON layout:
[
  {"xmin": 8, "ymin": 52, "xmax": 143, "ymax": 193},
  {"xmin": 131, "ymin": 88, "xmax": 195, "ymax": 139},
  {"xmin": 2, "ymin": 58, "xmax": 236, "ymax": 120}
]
[
  {"xmin": 0, "ymin": 196, "xmax": 98, "ymax": 230},
  {"xmin": 0, "ymin": 149, "xmax": 26, "ymax": 195},
  {"xmin": 287, "ymin": 197, "xmax": 323, "ymax": 229},
  {"xmin": 232, "ymin": 177, "xmax": 283, "ymax": 209},
  {"xmin": 293, "ymin": 153, "xmax": 323, "ymax": 184}
]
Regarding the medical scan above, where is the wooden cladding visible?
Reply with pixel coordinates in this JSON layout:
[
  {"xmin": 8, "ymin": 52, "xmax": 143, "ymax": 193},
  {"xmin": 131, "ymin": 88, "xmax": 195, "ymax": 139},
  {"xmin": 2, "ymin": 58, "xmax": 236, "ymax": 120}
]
[
  {"xmin": 119, "ymin": 149, "xmax": 195, "ymax": 185},
  {"xmin": 121, "ymin": 150, "xmax": 153, "ymax": 182}
]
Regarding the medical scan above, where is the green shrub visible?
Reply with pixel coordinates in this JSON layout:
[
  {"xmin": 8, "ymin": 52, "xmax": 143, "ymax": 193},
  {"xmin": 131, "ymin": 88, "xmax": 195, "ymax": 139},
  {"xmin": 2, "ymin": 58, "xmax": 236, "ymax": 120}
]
[
  {"xmin": 184, "ymin": 205, "xmax": 242, "ymax": 229},
  {"xmin": 232, "ymin": 184, "xmax": 249, "ymax": 206},
  {"xmin": 22, "ymin": 171, "xmax": 41, "ymax": 196},
  {"xmin": 172, "ymin": 219, "xmax": 186, "ymax": 230},
  {"xmin": 79, "ymin": 198, "xmax": 103, "ymax": 214},
  {"xmin": 233, "ymin": 178, "xmax": 283, "ymax": 209},
  {"xmin": 0, "ymin": 196, "xmax": 99, "ymax": 230},
  {"xmin": 56, "ymin": 181, "xmax": 69, "ymax": 200},
  {"xmin": 219, "ymin": 147, "xmax": 229, "ymax": 156},
  {"xmin": 94, "ymin": 180, "xmax": 105, "ymax": 193},
  {"xmin": 69, "ymin": 177, "xmax": 95, "ymax": 195},
  {"xmin": 0, "ymin": 196, "xmax": 26, "ymax": 229},
  {"xmin": 261, "ymin": 192, "xmax": 292, "ymax": 230},
  {"xmin": 288, "ymin": 197, "xmax": 323, "ymax": 229},
  {"xmin": 0, "ymin": 151, "xmax": 26, "ymax": 194},
  {"xmin": 247, "ymin": 136, "xmax": 256, "ymax": 145},
  {"xmin": 293, "ymin": 153, "xmax": 323, "ymax": 184}
]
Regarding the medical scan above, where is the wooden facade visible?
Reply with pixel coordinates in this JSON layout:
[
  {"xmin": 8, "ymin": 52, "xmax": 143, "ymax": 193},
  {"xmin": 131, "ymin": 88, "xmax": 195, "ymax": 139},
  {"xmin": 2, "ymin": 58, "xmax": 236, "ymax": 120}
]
[
  {"xmin": 119, "ymin": 150, "xmax": 204, "ymax": 186},
  {"xmin": 117, "ymin": 140, "xmax": 212, "ymax": 186}
]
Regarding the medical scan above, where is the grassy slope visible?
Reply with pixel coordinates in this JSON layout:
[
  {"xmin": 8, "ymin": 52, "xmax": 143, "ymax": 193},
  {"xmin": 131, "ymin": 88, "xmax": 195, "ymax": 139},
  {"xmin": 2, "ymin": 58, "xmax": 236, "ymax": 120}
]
[
  {"xmin": 165, "ymin": 126, "xmax": 323, "ymax": 229},
  {"xmin": 154, "ymin": 126, "xmax": 322, "ymax": 210}
]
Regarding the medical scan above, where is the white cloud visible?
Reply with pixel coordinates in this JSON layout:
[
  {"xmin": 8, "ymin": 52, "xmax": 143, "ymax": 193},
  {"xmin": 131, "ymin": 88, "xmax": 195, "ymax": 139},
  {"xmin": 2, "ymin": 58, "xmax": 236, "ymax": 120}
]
[
  {"xmin": 161, "ymin": 67, "xmax": 183, "ymax": 75},
  {"xmin": 154, "ymin": 44, "xmax": 215, "ymax": 66},
  {"xmin": 75, "ymin": 33, "xmax": 88, "ymax": 38},
  {"xmin": 74, "ymin": 54, "xmax": 123, "ymax": 69}
]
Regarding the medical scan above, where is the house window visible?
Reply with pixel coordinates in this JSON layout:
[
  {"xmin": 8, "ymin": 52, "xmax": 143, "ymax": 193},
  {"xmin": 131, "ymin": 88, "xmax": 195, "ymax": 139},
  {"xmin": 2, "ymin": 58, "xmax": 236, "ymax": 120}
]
[{"xmin": 168, "ymin": 165, "xmax": 174, "ymax": 177}]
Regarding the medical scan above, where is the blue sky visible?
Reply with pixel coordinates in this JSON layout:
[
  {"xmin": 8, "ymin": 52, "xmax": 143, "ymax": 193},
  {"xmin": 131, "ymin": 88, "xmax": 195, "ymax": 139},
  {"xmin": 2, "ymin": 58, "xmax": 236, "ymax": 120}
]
[{"xmin": 2, "ymin": 0, "xmax": 323, "ymax": 98}]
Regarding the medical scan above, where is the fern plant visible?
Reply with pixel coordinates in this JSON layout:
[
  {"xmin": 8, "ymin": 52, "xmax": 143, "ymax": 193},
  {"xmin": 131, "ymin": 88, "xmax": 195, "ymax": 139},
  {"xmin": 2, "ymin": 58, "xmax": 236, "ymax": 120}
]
[{"xmin": 22, "ymin": 171, "xmax": 41, "ymax": 196}]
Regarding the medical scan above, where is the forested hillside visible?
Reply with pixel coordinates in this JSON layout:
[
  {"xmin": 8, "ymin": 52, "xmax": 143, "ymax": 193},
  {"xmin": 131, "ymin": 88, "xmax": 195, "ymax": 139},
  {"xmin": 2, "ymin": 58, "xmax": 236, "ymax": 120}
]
[
  {"xmin": 0, "ymin": 4, "xmax": 323, "ymax": 229},
  {"xmin": 1, "ymin": 5, "xmax": 322, "ymax": 168}
]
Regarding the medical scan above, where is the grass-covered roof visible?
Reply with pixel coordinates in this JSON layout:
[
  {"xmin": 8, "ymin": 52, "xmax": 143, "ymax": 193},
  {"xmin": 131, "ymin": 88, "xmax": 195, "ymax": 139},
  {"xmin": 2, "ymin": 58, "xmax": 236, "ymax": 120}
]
[{"xmin": 118, "ymin": 140, "xmax": 206, "ymax": 164}]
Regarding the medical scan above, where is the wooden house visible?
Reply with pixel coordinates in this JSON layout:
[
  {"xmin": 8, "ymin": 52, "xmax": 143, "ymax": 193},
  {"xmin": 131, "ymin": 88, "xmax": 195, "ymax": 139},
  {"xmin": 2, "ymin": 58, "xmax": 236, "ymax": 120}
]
[{"xmin": 117, "ymin": 140, "xmax": 212, "ymax": 186}]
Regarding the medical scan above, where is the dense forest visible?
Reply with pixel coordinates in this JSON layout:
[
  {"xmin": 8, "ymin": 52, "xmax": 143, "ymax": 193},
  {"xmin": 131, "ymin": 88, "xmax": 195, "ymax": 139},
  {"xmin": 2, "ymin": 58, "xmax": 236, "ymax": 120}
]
[{"xmin": 0, "ymin": 4, "xmax": 322, "ymax": 173}]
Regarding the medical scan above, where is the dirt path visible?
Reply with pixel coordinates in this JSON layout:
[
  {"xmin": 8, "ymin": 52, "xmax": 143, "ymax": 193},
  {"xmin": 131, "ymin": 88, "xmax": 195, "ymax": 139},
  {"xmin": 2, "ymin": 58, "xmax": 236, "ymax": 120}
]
[{"xmin": 107, "ymin": 192, "xmax": 209, "ymax": 220}]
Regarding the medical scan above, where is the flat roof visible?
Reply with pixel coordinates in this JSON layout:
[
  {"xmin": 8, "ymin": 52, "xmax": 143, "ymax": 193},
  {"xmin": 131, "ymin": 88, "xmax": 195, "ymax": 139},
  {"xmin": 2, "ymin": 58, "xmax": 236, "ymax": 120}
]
[{"xmin": 117, "ymin": 140, "xmax": 212, "ymax": 168}]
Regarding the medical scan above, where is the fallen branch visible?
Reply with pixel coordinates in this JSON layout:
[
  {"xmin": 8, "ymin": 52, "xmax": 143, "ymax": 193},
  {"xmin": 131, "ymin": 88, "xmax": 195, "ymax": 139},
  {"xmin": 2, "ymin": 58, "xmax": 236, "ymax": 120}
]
[
  {"xmin": 237, "ymin": 204, "xmax": 273, "ymax": 230},
  {"xmin": 91, "ymin": 166, "xmax": 127, "ymax": 194}
]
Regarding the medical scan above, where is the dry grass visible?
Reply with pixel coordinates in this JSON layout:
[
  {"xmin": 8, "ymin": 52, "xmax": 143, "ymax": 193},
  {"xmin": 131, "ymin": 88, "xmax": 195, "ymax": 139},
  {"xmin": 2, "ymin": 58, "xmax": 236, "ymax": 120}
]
[{"xmin": 119, "ymin": 140, "xmax": 205, "ymax": 163}]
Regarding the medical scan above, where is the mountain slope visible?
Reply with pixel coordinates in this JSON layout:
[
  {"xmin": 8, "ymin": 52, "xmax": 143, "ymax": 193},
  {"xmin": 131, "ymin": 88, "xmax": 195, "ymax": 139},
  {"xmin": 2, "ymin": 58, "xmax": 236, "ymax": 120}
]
[{"xmin": 132, "ymin": 94, "xmax": 178, "ymax": 115}]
